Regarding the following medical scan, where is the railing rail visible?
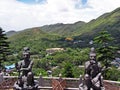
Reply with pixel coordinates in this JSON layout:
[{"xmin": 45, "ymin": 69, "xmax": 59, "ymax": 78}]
[
  {"xmin": 104, "ymin": 80, "xmax": 120, "ymax": 84},
  {"xmin": 1, "ymin": 76, "xmax": 120, "ymax": 90}
]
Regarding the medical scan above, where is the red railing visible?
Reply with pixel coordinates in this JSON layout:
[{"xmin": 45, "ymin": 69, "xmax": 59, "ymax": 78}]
[
  {"xmin": 0, "ymin": 78, "xmax": 16, "ymax": 89},
  {"xmin": 52, "ymin": 79, "xmax": 66, "ymax": 90}
]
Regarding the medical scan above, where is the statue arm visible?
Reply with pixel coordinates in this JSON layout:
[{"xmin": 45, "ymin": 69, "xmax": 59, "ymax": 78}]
[
  {"xmin": 20, "ymin": 61, "xmax": 33, "ymax": 71},
  {"xmin": 14, "ymin": 81, "xmax": 22, "ymax": 90},
  {"xmin": 98, "ymin": 62, "xmax": 103, "ymax": 72},
  {"xmin": 15, "ymin": 62, "xmax": 22, "ymax": 71},
  {"xmin": 28, "ymin": 60, "xmax": 33, "ymax": 70},
  {"xmin": 84, "ymin": 61, "xmax": 90, "ymax": 74}
]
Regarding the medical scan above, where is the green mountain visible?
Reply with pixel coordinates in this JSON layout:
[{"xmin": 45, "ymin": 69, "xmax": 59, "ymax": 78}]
[
  {"xmin": 8, "ymin": 28, "xmax": 64, "ymax": 54},
  {"xmin": 74, "ymin": 7, "xmax": 120, "ymax": 45},
  {"xmin": 40, "ymin": 21, "xmax": 86, "ymax": 36},
  {"xmin": 8, "ymin": 7, "xmax": 120, "ymax": 52},
  {"xmin": 6, "ymin": 31, "xmax": 17, "ymax": 37},
  {"xmin": 41, "ymin": 7, "xmax": 120, "ymax": 37},
  {"xmin": 40, "ymin": 7, "xmax": 120, "ymax": 46}
]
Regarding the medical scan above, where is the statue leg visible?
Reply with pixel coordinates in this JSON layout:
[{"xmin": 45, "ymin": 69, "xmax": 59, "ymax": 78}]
[
  {"xmin": 84, "ymin": 74, "xmax": 92, "ymax": 90},
  {"xmin": 91, "ymin": 77, "xmax": 103, "ymax": 90},
  {"xmin": 27, "ymin": 72, "xmax": 34, "ymax": 86}
]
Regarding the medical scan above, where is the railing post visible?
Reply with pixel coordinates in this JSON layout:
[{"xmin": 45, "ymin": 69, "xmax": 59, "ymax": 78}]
[{"xmin": 38, "ymin": 73, "xmax": 44, "ymax": 86}]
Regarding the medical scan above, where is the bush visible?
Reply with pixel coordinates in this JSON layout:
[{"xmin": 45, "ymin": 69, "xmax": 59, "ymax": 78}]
[{"xmin": 105, "ymin": 67, "xmax": 120, "ymax": 81}]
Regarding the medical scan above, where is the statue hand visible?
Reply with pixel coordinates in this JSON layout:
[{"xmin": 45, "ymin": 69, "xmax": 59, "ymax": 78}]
[
  {"xmin": 101, "ymin": 87, "xmax": 105, "ymax": 90},
  {"xmin": 28, "ymin": 85, "xmax": 33, "ymax": 89},
  {"xmin": 20, "ymin": 68, "xmax": 23, "ymax": 71},
  {"xmin": 92, "ymin": 73, "xmax": 101, "ymax": 84}
]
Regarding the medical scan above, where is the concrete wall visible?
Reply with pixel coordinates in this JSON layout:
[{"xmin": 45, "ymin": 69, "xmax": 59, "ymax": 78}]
[
  {"xmin": 38, "ymin": 77, "xmax": 80, "ymax": 88},
  {"xmin": 3, "ymin": 76, "xmax": 120, "ymax": 89}
]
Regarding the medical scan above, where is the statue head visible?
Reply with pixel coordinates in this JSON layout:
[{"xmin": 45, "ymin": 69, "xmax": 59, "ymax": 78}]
[
  {"xmin": 23, "ymin": 47, "xmax": 30, "ymax": 60},
  {"xmin": 89, "ymin": 47, "xmax": 96, "ymax": 61}
]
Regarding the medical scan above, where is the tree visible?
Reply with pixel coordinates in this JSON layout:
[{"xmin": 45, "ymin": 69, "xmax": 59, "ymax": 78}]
[
  {"xmin": 0, "ymin": 27, "xmax": 10, "ymax": 68},
  {"xmin": 62, "ymin": 62, "xmax": 74, "ymax": 78},
  {"xmin": 94, "ymin": 30, "xmax": 116, "ymax": 68}
]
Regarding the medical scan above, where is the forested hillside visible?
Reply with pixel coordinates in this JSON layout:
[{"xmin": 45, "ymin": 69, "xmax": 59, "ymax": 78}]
[
  {"xmin": 40, "ymin": 21, "xmax": 86, "ymax": 36},
  {"xmin": 74, "ymin": 7, "xmax": 120, "ymax": 47},
  {"xmin": 8, "ymin": 28, "xmax": 65, "ymax": 54},
  {"xmin": 7, "ymin": 7, "xmax": 120, "ymax": 51}
]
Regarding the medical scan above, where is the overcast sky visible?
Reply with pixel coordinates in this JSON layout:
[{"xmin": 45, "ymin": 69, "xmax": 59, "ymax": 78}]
[{"xmin": 0, "ymin": 0, "xmax": 120, "ymax": 32}]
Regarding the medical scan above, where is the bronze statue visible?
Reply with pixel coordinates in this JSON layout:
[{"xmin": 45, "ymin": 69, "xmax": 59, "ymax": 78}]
[
  {"xmin": 79, "ymin": 47, "xmax": 105, "ymax": 90},
  {"xmin": 14, "ymin": 47, "xmax": 38, "ymax": 90}
]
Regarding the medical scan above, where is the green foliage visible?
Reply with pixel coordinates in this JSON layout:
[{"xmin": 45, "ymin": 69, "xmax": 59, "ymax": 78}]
[
  {"xmin": 65, "ymin": 48, "xmax": 89, "ymax": 65},
  {"xmin": 105, "ymin": 67, "xmax": 120, "ymax": 81},
  {"xmin": 94, "ymin": 30, "xmax": 116, "ymax": 68},
  {"xmin": 72, "ymin": 66, "xmax": 84, "ymax": 78},
  {"xmin": 62, "ymin": 62, "xmax": 74, "ymax": 78},
  {"xmin": 4, "ymin": 54, "xmax": 19, "ymax": 65},
  {"xmin": 0, "ymin": 27, "xmax": 10, "ymax": 68},
  {"xmin": 33, "ymin": 58, "xmax": 50, "ymax": 71},
  {"xmin": 32, "ymin": 48, "xmax": 89, "ymax": 77},
  {"xmin": 32, "ymin": 68, "xmax": 47, "ymax": 76},
  {"xmin": 94, "ymin": 31, "xmax": 114, "ymax": 45},
  {"xmin": 94, "ymin": 31, "xmax": 116, "ymax": 79},
  {"xmin": 52, "ymin": 67, "xmax": 62, "ymax": 77},
  {"xmin": 8, "ymin": 28, "xmax": 64, "ymax": 55}
]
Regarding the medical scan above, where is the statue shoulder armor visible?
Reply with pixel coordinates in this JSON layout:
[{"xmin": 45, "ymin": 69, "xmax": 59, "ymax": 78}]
[
  {"xmin": 97, "ymin": 62, "xmax": 101, "ymax": 67},
  {"xmin": 85, "ymin": 61, "xmax": 90, "ymax": 69},
  {"xmin": 17, "ymin": 61, "xmax": 23, "ymax": 66}
]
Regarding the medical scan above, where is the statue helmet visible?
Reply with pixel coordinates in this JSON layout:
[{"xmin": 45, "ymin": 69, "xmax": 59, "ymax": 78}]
[
  {"xmin": 23, "ymin": 47, "xmax": 30, "ymax": 55},
  {"xmin": 89, "ymin": 47, "xmax": 96, "ymax": 56}
]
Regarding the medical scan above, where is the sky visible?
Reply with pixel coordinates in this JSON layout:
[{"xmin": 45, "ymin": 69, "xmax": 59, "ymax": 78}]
[{"xmin": 0, "ymin": 0, "xmax": 120, "ymax": 32}]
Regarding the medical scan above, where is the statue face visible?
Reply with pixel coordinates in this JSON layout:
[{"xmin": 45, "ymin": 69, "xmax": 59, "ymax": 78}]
[
  {"xmin": 23, "ymin": 52, "xmax": 30, "ymax": 60},
  {"xmin": 89, "ymin": 53, "xmax": 96, "ymax": 60}
]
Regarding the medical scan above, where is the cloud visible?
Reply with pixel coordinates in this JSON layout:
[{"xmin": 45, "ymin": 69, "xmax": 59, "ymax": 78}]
[{"xmin": 0, "ymin": 0, "xmax": 120, "ymax": 31}]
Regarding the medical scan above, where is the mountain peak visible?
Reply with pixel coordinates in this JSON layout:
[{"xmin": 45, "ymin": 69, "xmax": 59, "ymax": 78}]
[{"xmin": 6, "ymin": 30, "xmax": 17, "ymax": 37}]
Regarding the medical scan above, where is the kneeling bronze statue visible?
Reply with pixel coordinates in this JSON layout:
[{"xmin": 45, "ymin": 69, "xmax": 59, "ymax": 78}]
[
  {"xmin": 13, "ymin": 47, "xmax": 38, "ymax": 90},
  {"xmin": 79, "ymin": 48, "xmax": 105, "ymax": 90}
]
